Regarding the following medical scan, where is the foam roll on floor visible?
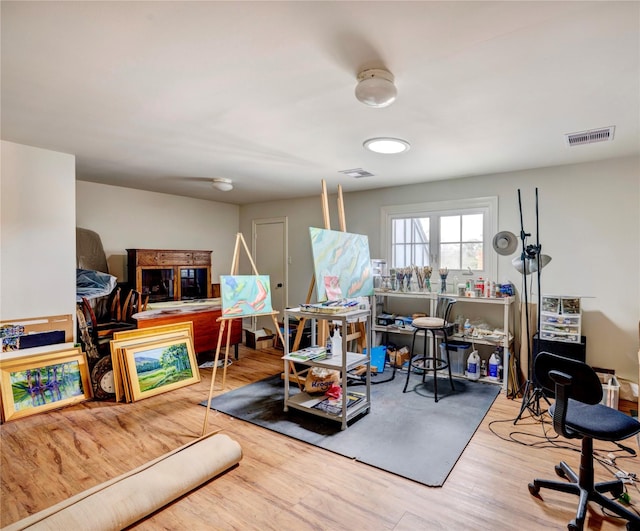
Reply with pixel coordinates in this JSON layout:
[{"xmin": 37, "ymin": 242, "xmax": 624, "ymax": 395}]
[{"xmin": 3, "ymin": 433, "xmax": 242, "ymax": 531}]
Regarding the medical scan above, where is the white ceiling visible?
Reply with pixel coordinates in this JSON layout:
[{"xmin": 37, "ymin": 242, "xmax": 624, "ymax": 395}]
[{"xmin": 2, "ymin": 1, "xmax": 638, "ymax": 205}]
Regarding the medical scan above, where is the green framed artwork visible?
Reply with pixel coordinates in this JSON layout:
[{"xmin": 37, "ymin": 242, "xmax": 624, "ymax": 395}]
[
  {"xmin": 0, "ymin": 347, "xmax": 92, "ymax": 422},
  {"xmin": 122, "ymin": 336, "xmax": 200, "ymax": 402},
  {"xmin": 309, "ymin": 227, "xmax": 374, "ymax": 302},
  {"xmin": 220, "ymin": 275, "xmax": 273, "ymax": 316},
  {"xmin": 111, "ymin": 323, "xmax": 194, "ymax": 403}
]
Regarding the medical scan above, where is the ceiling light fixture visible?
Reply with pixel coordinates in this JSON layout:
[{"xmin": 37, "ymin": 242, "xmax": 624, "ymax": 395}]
[
  {"xmin": 355, "ymin": 68, "xmax": 397, "ymax": 108},
  {"xmin": 212, "ymin": 178, "xmax": 233, "ymax": 192},
  {"xmin": 363, "ymin": 137, "xmax": 410, "ymax": 154}
]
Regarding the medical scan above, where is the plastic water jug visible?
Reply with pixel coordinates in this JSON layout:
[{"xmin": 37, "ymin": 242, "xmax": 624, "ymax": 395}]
[
  {"xmin": 467, "ymin": 350, "xmax": 480, "ymax": 381},
  {"xmin": 488, "ymin": 351, "xmax": 500, "ymax": 380}
]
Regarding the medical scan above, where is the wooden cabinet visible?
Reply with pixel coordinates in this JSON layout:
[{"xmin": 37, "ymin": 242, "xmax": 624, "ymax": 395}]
[
  {"xmin": 127, "ymin": 249, "xmax": 212, "ymax": 303},
  {"xmin": 135, "ymin": 307, "xmax": 242, "ymax": 359}
]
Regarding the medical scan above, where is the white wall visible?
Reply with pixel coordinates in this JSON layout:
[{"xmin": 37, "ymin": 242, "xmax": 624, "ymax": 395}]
[
  {"xmin": 2, "ymin": 144, "xmax": 637, "ymax": 379},
  {"xmin": 1, "ymin": 141, "xmax": 76, "ymax": 322},
  {"xmin": 240, "ymin": 156, "xmax": 640, "ymax": 381},
  {"xmin": 76, "ymin": 181, "xmax": 240, "ymax": 283}
]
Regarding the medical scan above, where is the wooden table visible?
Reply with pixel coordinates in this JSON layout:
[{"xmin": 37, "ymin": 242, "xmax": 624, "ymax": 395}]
[{"xmin": 133, "ymin": 303, "xmax": 242, "ymax": 360}]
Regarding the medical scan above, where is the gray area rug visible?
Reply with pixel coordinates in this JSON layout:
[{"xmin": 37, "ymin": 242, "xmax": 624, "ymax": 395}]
[{"xmin": 202, "ymin": 370, "xmax": 500, "ymax": 486}]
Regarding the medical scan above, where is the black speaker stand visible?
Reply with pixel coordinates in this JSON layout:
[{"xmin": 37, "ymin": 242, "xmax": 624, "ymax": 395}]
[{"xmin": 515, "ymin": 378, "xmax": 550, "ymax": 423}]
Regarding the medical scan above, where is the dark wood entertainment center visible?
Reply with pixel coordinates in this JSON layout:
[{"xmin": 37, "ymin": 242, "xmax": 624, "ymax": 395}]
[
  {"xmin": 128, "ymin": 249, "xmax": 241, "ymax": 359},
  {"xmin": 127, "ymin": 248, "xmax": 213, "ymax": 302}
]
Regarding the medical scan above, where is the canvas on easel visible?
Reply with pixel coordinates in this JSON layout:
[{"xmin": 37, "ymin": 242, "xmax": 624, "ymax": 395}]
[
  {"xmin": 202, "ymin": 232, "xmax": 293, "ymax": 436},
  {"xmin": 309, "ymin": 227, "xmax": 374, "ymax": 302},
  {"xmin": 220, "ymin": 275, "xmax": 273, "ymax": 316},
  {"xmin": 289, "ymin": 181, "xmax": 369, "ymax": 360}
]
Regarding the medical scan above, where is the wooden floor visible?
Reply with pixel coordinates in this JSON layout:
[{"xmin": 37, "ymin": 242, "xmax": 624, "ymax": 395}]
[{"xmin": 2, "ymin": 345, "xmax": 639, "ymax": 530}]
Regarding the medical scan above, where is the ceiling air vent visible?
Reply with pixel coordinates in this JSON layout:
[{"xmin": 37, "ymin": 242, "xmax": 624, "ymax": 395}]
[
  {"xmin": 565, "ymin": 126, "xmax": 615, "ymax": 147},
  {"xmin": 339, "ymin": 168, "xmax": 375, "ymax": 178}
]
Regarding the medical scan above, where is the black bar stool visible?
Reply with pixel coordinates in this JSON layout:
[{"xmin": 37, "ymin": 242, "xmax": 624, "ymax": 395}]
[{"xmin": 403, "ymin": 297, "xmax": 457, "ymax": 402}]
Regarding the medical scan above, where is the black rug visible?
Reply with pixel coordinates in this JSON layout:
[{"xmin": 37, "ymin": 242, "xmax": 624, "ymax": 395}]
[{"xmin": 201, "ymin": 371, "xmax": 500, "ymax": 486}]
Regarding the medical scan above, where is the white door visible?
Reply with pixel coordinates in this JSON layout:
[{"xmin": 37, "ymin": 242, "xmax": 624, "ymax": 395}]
[{"xmin": 252, "ymin": 218, "xmax": 288, "ymax": 333}]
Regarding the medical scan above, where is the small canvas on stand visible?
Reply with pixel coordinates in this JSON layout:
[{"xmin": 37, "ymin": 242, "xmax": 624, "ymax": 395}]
[
  {"xmin": 220, "ymin": 275, "xmax": 273, "ymax": 316},
  {"xmin": 202, "ymin": 233, "xmax": 291, "ymax": 437}
]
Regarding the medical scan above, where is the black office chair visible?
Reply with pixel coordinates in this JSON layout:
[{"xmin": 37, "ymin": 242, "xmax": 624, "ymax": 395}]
[
  {"xmin": 529, "ymin": 352, "xmax": 640, "ymax": 531},
  {"xmin": 403, "ymin": 296, "xmax": 456, "ymax": 402}
]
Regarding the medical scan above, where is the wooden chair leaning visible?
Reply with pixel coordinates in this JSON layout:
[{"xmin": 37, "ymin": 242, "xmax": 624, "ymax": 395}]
[{"xmin": 80, "ymin": 291, "xmax": 138, "ymax": 357}]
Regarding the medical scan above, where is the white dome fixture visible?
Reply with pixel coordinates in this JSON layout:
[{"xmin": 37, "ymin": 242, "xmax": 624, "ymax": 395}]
[
  {"xmin": 363, "ymin": 137, "xmax": 410, "ymax": 154},
  {"xmin": 212, "ymin": 178, "xmax": 233, "ymax": 192},
  {"xmin": 355, "ymin": 68, "xmax": 397, "ymax": 108},
  {"xmin": 512, "ymin": 254, "xmax": 552, "ymax": 275}
]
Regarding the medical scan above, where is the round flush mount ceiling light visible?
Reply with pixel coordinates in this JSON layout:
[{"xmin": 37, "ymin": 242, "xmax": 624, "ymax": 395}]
[
  {"xmin": 355, "ymin": 68, "xmax": 397, "ymax": 108},
  {"xmin": 212, "ymin": 178, "xmax": 233, "ymax": 192},
  {"xmin": 363, "ymin": 137, "xmax": 411, "ymax": 154}
]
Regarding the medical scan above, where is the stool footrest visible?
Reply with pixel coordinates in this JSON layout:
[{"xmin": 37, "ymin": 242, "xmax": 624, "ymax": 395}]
[{"xmin": 410, "ymin": 357, "xmax": 449, "ymax": 371}]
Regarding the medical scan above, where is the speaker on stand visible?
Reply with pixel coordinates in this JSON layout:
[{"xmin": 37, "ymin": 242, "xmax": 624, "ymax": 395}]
[{"xmin": 532, "ymin": 333, "xmax": 587, "ymax": 393}]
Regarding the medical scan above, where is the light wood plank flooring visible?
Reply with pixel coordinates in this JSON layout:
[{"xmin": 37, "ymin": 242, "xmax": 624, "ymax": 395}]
[{"xmin": 2, "ymin": 345, "xmax": 639, "ymax": 530}]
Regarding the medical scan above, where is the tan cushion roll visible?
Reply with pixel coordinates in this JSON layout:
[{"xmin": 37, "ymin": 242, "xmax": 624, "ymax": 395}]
[{"xmin": 4, "ymin": 433, "xmax": 242, "ymax": 531}]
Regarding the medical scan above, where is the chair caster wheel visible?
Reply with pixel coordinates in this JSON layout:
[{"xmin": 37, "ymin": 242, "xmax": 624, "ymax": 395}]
[
  {"xmin": 528, "ymin": 483, "xmax": 540, "ymax": 496},
  {"xmin": 568, "ymin": 520, "xmax": 580, "ymax": 531},
  {"xmin": 555, "ymin": 464, "xmax": 566, "ymax": 479}
]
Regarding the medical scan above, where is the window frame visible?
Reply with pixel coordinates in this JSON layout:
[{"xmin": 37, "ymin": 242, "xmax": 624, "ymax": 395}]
[{"xmin": 380, "ymin": 196, "xmax": 498, "ymax": 281}]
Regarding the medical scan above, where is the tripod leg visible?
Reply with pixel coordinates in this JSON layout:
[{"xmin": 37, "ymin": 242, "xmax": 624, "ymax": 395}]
[{"xmin": 514, "ymin": 380, "xmax": 532, "ymax": 424}]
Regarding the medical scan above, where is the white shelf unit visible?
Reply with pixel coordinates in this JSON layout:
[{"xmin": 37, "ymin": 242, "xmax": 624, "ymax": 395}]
[
  {"xmin": 372, "ymin": 289, "xmax": 515, "ymax": 393},
  {"xmin": 283, "ymin": 307, "xmax": 371, "ymax": 430}
]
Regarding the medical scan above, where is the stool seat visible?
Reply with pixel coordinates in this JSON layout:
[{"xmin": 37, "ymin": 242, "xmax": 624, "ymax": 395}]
[
  {"xmin": 411, "ymin": 316, "xmax": 445, "ymax": 328},
  {"xmin": 403, "ymin": 297, "xmax": 456, "ymax": 402}
]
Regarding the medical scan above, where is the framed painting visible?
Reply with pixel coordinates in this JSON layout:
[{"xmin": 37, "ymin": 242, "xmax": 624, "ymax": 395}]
[
  {"xmin": 112, "ymin": 322, "xmax": 194, "ymax": 342},
  {"xmin": 0, "ymin": 347, "xmax": 92, "ymax": 422},
  {"xmin": 220, "ymin": 275, "xmax": 273, "ymax": 317},
  {"xmin": 309, "ymin": 227, "xmax": 374, "ymax": 302},
  {"xmin": 110, "ymin": 323, "xmax": 194, "ymax": 402},
  {"xmin": 121, "ymin": 336, "xmax": 200, "ymax": 402}
]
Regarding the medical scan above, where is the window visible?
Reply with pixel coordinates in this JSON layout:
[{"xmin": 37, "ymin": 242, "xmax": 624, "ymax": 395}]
[
  {"xmin": 440, "ymin": 213, "xmax": 484, "ymax": 270},
  {"xmin": 381, "ymin": 197, "xmax": 498, "ymax": 280}
]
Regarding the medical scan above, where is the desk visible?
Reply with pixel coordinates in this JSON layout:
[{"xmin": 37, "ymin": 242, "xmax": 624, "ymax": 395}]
[{"xmin": 133, "ymin": 301, "xmax": 242, "ymax": 360}]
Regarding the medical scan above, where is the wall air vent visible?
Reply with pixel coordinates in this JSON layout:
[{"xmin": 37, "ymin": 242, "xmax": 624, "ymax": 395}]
[
  {"xmin": 338, "ymin": 168, "xmax": 375, "ymax": 178},
  {"xmin": 565, "ymin": 126, "xmax": 615, "ymax": 147}
]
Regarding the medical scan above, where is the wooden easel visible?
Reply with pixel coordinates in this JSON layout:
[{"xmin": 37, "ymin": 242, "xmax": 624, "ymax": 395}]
[
  {"xmin": 288, "ymin": 181, "xmax": 367, "ymax": 384},
  {"xmin": 202, "ymin": 232, "xmax": 294, "ymax": 436}
]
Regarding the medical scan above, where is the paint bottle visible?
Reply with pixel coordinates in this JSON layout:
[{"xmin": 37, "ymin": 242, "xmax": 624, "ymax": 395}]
[
  {"xmin": 332, "ymin": 326, "xmax": 342, "ymax": 358},
  {"xmin": 467, "ymin": 350, "xmax": 480, "ymax": 381},
  {"xmin": 325, "ymin": 330, "xmax": 333, "ymax": 358}
]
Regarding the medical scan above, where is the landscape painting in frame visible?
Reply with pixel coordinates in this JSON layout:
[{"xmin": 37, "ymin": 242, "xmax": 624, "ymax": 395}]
[
  {"xmin": 110, "ymin": 323, "xmax": 194, "ymax": 403},
  {"xmin": 309, "ymin": 227, "xmax": 374, "ymax": 302},
  {"xmin": 0, "ymin": 347, "xmax": 92, "ymax": 422},
  {"xmin": 220, "ymin": 275, "xmax": 273, "ymax": 316},
  {"xmin": 123, "ymin": 337, "xmax": 200, "ymax": 401}
]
